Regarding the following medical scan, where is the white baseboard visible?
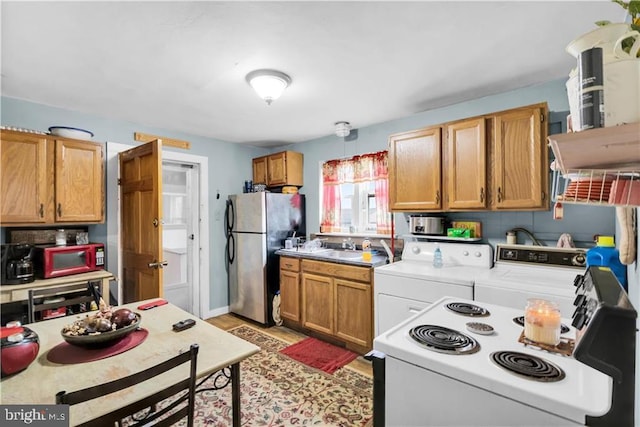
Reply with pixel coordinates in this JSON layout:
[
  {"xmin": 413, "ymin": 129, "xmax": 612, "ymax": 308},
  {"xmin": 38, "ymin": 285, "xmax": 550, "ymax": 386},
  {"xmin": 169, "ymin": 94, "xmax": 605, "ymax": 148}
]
[{"xmin": 202, "ymin": 305, "xmax": 229, "ymax": 320}]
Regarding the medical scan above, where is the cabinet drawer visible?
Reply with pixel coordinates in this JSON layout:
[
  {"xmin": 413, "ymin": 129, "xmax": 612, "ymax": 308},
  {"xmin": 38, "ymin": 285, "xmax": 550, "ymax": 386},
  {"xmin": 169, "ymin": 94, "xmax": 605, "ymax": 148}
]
[
  {"xmin": 301, "ymin": 259, "xmax": 371, "ymax": 283},
  {"xmin": 280, "ymin": 256, "xmax": 300, "ymax": 272}
]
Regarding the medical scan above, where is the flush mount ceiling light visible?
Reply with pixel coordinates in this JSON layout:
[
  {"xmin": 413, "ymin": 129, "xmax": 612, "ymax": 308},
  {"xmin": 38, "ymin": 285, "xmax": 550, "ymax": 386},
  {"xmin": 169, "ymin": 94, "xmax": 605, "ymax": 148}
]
[
  {"xmin": 335, "ymin": 121, "xmax": 352, "ymax": 137},
  {"xmin": 246, "ymin": 69, "xmax": 291, "ymax": 105}
]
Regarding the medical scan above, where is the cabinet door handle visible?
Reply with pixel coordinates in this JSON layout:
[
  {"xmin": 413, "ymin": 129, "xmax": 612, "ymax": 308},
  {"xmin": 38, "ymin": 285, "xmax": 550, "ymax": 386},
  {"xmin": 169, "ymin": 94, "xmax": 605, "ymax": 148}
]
[
  {"xmin": 542, "ymin": 191, "xmax": 546, "ymax": 201},
  {"xmin": 480, "ymin": 187, "xmax": 485, "ymax": 203},
  {"xmin": 435, "ymin": 190, "xmax": 440, "ymax": 205},
  {"xmin": 57, "ymin": 203, "xmax": 62, "ymax": 217},
  {"xmin": 39, "ymin": 203, "xmax": 44, "ymax": 218},
  {"xmin": 497, "ymin": 187, "xmax": 503, "ymax": 203}
]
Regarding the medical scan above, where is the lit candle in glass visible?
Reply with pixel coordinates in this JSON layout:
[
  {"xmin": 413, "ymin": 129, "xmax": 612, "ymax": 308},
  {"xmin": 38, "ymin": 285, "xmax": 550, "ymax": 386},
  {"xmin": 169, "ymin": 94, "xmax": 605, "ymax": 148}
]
[{"xmin": 524, "ymin": 299, "xmax": 561, "ymax": 346}]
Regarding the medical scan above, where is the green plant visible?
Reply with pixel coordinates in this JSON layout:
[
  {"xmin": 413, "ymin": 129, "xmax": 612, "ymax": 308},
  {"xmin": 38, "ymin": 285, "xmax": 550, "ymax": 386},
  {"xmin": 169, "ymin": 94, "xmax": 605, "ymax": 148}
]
[{"xmin": 595, "ymin": 0, "xmax": 640, "ymax": 56}]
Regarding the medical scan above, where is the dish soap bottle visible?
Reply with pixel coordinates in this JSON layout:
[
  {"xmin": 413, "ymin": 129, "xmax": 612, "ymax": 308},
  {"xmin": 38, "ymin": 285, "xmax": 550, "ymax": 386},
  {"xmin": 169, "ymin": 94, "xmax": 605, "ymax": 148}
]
[
  {"xmin": 362, "ymin": 238, "xmax": 372, "ymax": 262},
  {"xmin": 433, "ymin": 244, "xmax": 443, "ymax": 268}
]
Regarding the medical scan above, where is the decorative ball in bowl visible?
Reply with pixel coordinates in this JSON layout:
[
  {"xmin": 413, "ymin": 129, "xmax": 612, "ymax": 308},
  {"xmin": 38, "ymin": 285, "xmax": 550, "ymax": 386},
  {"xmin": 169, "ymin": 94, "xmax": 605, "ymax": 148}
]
[{"xmin": 61, "ymin": 308, "xmax": 141, "ymax": 348}]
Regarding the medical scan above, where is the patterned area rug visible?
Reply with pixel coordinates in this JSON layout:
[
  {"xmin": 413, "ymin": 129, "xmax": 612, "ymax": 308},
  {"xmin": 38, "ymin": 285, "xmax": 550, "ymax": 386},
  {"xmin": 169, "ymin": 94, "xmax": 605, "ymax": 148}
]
[{"xmin": 193, "ymin": 325, "xmax": 373, "ymax": 426}]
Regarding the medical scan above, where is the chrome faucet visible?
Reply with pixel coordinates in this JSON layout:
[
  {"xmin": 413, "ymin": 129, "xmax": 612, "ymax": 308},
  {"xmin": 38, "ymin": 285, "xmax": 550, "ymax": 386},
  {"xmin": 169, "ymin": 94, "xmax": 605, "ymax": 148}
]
[{"xmin": 342, "ymin": 237, "xmax": 357, "ymax": 251}]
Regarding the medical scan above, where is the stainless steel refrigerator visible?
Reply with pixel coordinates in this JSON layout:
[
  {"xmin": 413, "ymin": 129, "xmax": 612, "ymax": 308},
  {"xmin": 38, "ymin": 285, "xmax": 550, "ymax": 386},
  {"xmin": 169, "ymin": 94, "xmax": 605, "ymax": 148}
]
[{"xmin": 225, "ymin": 192, "xmax": 305, "ymax": 325}]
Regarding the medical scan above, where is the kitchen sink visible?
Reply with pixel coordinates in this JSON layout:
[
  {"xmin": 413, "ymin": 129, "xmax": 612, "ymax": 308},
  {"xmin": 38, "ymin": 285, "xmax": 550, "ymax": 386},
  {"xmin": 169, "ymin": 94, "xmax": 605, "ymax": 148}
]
[
  {"xmin": 327, "ymin": 250, "xmax": 364, "ymax": 260},
  {"xmin": 279, "ymin": 247, "xmax": 377, "ymax": 262},
  {"xmin": 278, "ymin": 248, "xmax": 334, "ymax": 255}
]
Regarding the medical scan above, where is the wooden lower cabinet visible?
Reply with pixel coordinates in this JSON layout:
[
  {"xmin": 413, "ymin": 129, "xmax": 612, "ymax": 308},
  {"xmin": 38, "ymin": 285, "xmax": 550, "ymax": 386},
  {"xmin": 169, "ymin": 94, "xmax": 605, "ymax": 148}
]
[
  {"xmin": 334, "ymin": 279, "xmax": 371, "ymax": 348},
  {"xmin": 279, "ymin": 257, "xmax": 301, "ymax": 322},
  {"xmin": 301, "ymin": 272, "xmax": 334, "ymax": 335},
  {"xmin": 280, "ymin": 258, "xmax": 373, "ymax": 353}
]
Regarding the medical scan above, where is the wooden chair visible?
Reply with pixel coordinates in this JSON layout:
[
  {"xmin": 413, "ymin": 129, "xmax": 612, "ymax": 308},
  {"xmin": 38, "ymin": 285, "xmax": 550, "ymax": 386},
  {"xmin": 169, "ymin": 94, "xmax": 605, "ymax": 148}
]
[
  {"xmin": 27, "ymin": 281, "xmax": 101, "ymax": 323},
  {"xmin": 56, "ymin": 344, "xmax": 199, "ymax": 427}
]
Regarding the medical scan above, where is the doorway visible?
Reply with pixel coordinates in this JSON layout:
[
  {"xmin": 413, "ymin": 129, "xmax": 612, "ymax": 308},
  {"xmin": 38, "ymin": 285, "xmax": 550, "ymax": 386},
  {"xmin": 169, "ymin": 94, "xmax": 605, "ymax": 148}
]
[
  {"xmin": 160, "ymin": 151, "xmax": 209, "ymax": 318},
  {"xmin": 162, "ymin": 161, "xmax": 198, "ymax": 314},
  {"xmin": 106, "ymin": 142, "xmax": 209, "ymax": 318}
]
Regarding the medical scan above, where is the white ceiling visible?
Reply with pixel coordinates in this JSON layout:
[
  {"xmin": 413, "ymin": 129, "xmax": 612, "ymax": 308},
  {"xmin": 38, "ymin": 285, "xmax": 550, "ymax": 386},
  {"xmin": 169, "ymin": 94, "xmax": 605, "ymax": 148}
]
[{"xmin": 0, "ymin": 1, "xmax": 625, "ymax": 147}]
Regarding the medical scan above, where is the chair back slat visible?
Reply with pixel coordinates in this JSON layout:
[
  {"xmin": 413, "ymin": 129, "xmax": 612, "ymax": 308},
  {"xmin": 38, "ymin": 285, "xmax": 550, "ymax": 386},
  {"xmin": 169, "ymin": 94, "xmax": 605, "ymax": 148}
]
[{"xmin": 57, "ymin": 343, "xmax": 199, "ymax": 427}]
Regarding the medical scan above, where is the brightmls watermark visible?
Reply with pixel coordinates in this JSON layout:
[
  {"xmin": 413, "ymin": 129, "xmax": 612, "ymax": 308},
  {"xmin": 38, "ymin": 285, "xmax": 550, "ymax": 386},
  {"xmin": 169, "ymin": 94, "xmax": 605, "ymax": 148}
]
[{"xmin": 1, "ymin": 405, "xmax": 68, "ymax": 426}]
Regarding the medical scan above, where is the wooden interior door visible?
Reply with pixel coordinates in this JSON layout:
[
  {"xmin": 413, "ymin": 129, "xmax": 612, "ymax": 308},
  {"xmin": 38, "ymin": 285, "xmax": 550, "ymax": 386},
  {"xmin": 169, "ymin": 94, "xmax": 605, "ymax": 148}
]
[{"xmin": 119, "ymin": 140, "xmax": 164, "ymax": 303}]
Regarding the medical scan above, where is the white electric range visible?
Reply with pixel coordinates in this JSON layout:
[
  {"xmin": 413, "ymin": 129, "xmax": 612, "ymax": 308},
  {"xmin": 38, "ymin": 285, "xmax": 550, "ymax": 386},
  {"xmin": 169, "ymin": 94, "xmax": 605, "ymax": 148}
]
[{"xmin": 373, "ymin": 296, "xmax": 613, "ymax": 426}]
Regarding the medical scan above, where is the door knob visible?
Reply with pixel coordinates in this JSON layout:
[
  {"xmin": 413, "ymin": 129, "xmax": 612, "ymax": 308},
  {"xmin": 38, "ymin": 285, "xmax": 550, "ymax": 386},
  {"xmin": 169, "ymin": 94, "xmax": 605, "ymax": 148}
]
[{"xmin": 148, "ymin": 260, "xmax": 169, "ymax": 269}]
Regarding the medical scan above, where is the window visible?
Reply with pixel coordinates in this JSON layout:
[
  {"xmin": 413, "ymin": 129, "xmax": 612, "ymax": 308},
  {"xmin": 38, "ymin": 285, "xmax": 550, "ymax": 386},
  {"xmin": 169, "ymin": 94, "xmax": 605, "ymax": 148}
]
[{"xmin": 320, "ymin": 151, "xmax": 391, "ymax": 235}]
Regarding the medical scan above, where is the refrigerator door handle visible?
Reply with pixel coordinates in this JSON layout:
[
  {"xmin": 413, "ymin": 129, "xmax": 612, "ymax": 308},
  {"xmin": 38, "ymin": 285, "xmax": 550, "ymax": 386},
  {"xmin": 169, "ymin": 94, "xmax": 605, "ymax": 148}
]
[
  {"xmin": 227, "ymin": 232, "xmax": 235, "ymax": 265},
  {"xmin": 225, "ymin": 199, "xmax": 234, "ymax": 236}
]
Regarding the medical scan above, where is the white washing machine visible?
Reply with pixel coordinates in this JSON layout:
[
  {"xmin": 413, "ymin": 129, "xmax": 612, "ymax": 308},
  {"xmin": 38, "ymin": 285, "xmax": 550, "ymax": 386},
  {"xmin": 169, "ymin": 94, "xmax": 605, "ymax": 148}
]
[
  {"xmin": 373, "ymin": 241, "xmax": 493, "ymax": 336},
  {"xmin": 474, "ymin": 244, "xmax": 587, "ymax": 317}
]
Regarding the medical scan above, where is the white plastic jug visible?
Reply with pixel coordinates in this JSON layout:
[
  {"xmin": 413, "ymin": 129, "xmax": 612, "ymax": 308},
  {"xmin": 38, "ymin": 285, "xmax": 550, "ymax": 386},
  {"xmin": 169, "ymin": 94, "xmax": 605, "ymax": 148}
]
[
  {"xmin": 566, "ymin": 24, "xmax": 640, "ymax": 63},
  {"xmin": 604, "ymin": 58, "xmax": 640, "ymax": 126}
]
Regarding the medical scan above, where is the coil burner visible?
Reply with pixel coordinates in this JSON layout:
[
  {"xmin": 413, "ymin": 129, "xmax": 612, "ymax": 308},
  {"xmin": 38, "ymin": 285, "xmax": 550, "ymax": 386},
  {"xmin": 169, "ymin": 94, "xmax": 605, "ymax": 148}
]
[
  {"xmin": 409, "ymin": 325, "xmax": 480, "ymax": 355},
  {"xmin": 445, "ymin": 302, "xmax": 490, "ymax": 317},
  {"xmin": 490, "ymin": 351, "xmax": 565, "ymax": 382}
]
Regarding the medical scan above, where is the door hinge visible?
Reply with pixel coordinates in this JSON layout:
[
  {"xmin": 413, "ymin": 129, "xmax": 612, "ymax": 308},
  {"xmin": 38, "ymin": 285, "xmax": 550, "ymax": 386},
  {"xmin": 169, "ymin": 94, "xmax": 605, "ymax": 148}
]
[{"xmin": 117, "ymin": 178, "xmax": 121, "ymax": 185}]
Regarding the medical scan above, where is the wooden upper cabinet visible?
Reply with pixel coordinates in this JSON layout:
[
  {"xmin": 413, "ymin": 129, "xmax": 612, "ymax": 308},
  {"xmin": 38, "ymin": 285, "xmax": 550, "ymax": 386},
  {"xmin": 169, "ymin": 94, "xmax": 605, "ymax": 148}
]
[
  {"xmin": 54, "ymin": 139, "xmax": 104, "ymax": 222},
  {"xmin": 252, "ymin": 150, "xmax": 303, "ymax": 188},
  {"xmin": 491, "ymin": 104, "xmax": 548, "ymax": 210},
  {"xmin": 0, "ymin": 131, "xmax": 51, "ymax": 223},
  {"xmin": 252, "ymin": 156, "xmax": 268, "ymax": 185},
  {"xmin": 388, "ymin": 126, "xmax": 442, "ymax": 211},
  {"xmin": 445, "ymin": 118, "xmax": 487, "ymax": 209},
  {"xmin": 0, "ymin": 130, "xmax": 105, "ymax": 226}
]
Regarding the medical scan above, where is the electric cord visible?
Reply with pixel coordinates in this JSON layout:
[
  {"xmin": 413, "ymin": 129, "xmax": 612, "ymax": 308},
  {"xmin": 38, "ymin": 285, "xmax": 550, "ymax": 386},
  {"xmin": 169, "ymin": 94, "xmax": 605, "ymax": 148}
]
[{"xmin": 510, "ymin": 227, "xmax": 544, "ymax": 246}]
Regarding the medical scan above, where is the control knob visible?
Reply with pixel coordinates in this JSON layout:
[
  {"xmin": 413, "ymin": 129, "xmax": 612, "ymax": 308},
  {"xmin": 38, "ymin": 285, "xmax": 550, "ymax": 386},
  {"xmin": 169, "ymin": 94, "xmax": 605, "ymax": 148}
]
[
  {"xmin": 572, "ymin": 253, "xmax": 586, "ymax": 267},
  {"xmin": 572, "ymin": 307, "xmax": 588, "ymax": 330}
]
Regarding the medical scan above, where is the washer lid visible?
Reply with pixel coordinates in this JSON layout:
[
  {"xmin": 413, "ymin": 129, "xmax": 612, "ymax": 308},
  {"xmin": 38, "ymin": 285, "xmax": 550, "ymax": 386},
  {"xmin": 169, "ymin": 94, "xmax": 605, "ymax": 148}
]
[
  {"xmin": 375, "ymin": 261, "xmax": 484, "ymax": 286},
  {"xmin": 474, "ymin": 264, "xmax": 581, "ymax": 294}
]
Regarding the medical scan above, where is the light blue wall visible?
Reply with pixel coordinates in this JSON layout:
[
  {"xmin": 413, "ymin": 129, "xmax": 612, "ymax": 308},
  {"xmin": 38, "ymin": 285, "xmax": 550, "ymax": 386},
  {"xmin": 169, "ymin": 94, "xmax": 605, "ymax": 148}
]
[
  {"xmin": 1, "ymin": 96, "xmax": 269, "ymax": 313},
  {"xmin": 0, "ymin": 77, "xmax": 617, "ymax": 313},
  {"xmin": 284, "ymin": 77, "xmax": 615, "ymax": 248}
]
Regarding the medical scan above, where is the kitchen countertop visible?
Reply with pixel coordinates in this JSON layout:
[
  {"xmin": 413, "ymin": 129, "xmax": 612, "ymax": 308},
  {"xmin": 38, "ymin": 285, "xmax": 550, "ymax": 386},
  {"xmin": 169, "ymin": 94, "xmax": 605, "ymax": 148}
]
[
  {"xmin": 275, "ymin": 248, "xmax": 388, "ymax": 267},
  {"xmin": 1, "ymin": 270, "xmax": 114, "ymax": 304}
]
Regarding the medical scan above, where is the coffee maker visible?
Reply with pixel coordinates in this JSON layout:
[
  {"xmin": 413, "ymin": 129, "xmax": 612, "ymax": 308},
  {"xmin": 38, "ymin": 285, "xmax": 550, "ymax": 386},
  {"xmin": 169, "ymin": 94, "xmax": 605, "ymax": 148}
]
[{"xmin": 1, "ymin": 243, "xmax": 35, "ymax": 285}]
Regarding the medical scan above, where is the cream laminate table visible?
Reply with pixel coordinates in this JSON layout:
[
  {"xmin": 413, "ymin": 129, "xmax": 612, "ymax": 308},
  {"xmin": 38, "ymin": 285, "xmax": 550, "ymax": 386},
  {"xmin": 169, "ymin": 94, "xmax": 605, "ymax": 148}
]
[{"xmin": 0, "ymin": 300, "xmax": 260, "ymax": 426}]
